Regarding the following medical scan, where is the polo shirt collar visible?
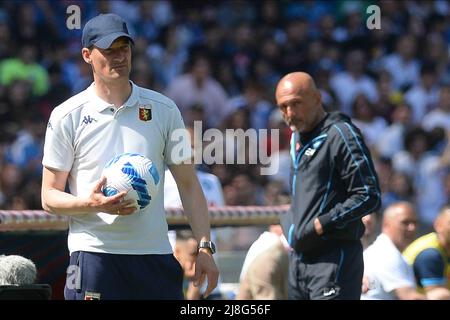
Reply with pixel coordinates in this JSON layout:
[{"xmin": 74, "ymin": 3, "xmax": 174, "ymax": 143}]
[
  {"xmin": 125, "ymin": 81, "xmax": 139, "ymax": 108},
  {"xmin": 88, "ymin": 81, "xmax": 139, "ymax": 112}
]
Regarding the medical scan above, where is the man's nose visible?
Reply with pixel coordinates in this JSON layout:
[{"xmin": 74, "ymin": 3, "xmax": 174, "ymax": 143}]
[{"xmin": 112, "ymin": 50, "xmax": 126, "ymax": 61}]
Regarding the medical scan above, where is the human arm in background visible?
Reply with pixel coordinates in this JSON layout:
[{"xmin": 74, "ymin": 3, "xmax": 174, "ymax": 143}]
[
  {"xmin": 414, "ymin": 248, "xmax": 450, "ymax": 300},
  {"xmin": 394, "ymin": 287, "xmax": 426, "ymax": 300},
  {"xmin": 423, "ymin": 286, "xmax": 450, "ymax": 300},
  {"xmin": 362, "ymin": 247, "xmax": 426, "ymax": 300}
]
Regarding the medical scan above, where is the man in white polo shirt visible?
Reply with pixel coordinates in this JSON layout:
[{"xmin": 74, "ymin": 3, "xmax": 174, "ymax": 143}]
[
  {"xmin": 41, "ymin": 13, "xmax": 218, "ymax": 300},
  {"xmin": 361, "ymin": 202, "xmax": 425, "ymax": 300}
]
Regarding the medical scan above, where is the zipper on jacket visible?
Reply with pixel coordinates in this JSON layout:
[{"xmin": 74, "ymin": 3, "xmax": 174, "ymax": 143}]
[{"xmin": 290, "ymin": 134, "xmax": 328, "ymax": 245}]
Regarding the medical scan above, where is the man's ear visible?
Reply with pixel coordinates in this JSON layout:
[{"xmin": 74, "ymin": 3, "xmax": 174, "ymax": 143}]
[
  {"xmin": 314, "ymin": 89, "xmax": 322, "ymax": 105},
  {"xmin": 433, "ymin": 219, "xmax": 441, "ymax": 234},
  {"xmin": 81, "ymin": 48, "xmax": 92, "ymax": 64}
]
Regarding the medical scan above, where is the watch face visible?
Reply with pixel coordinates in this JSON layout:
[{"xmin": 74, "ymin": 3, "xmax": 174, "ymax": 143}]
[
  {"xmin": 199, "ymin": 241, "xmax": 216, "ymax": 254},
  {"xmin": 209, "ymin": 241, "xmax": 216, "ymax": 254}
]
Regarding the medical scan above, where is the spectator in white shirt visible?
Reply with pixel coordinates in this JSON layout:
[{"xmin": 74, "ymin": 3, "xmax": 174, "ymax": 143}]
[
  {"xmin": 382, "ymin": 35, "xmax": 420, "ymax": 91},
  {"xmin": 237, "ymin": 225, "xmax": 290, "ymax": 300},
  {"xmin": 404, "ymin": 64, "xmax": 440, "ymax": 124},
  {"xmin": 351, "ymin": 93, "xmax": 387, "ymax": 149},
  {"xmin": 164, "ymin": 169, "xmax": 225, "ymax": 209},
  {"xmin": 422, "ymin": 84, "xmax": 450, "ymax": 132},
  {"xmin": 329, "ymin": 50, "xmax": 378, "ymax": 116},
  {"xmin": 362, "ymin": 202, "xmax": 425, "ymax": 300},
  {"xmin": 376, "ymin": 102, "xmax": 412, "ymax": 160},
  {"xmin": 165, "ymin": 126, "xmax": 225, "ymax": 249},
  {"xmin": 393, "ymin": 127, "xmax": 447, "ymax": 229},
  {"xmin": 165, "ymin": 53, "xmax": 230, "ymax": 128}
]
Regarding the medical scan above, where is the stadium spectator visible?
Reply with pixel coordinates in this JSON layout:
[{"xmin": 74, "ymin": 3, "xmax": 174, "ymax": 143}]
[
  {"xmin": 404, "ymin": 64, "xmax": 440, "ymax": 125},
  {"xmin": 422, "ymin": 84, "xmax": 450, "ymax": 132},
  {"xmin": 227, "ymin": 80, "xmax": 274, "ymax": 131},
  {"xmin": 361, "ymin": 213, "xmax": 378, "ymax": 250},
  {"xmin": 362, "ymin": 202, "xmax": 425, "ymax": 300},
  {"xmin": 146, "ymin": 23, "xmax": 189, "ymax": 88},
  {"xmin": 376, "ymin": 102, "xmax": 412, "ymax": 160},
  {"xmin": 165, "ymin": 53, "xmax": 230, "ymax": 128},
  {"xmin": 237, "ymin": 225, "xmax": 289, "ymax": 300},
  {"xmin": 382, "ymin": 171, "xmax": 415, "ymax": 211},
  {"xmin": 372, "ymin": 70, "xmax": 401, "ymax": 123},
  {"xmin": 263, "ymin": 180, "xmax": 290, "ymax": 207},
  {"xmin": 173, "ymin": 230, "xmax": 223, "ymax": 300},
  {"xmin": 351, "ymin": 93, "xmax": 387, "ymax": 149},
  {"xmin": 403, "ymin": 205, "xmax": 450, "ymax": 300},
  {"xmin": 329, "ymin": 49, "xmax": 378, "ymax": 116},
  {"xmin": 382, "ymin": 34, "xmax": 420, "ymax": 91},
  {"xmin": 393, "ymin": 127, "xmax": 447, "ymax": 230},
  {"xmin": 0, "ymin": 44, "xmax": 49, "ymax": 97},
  {"xmin": 173, "ymin": 230, "xmax": 201, "ymax": 300}
]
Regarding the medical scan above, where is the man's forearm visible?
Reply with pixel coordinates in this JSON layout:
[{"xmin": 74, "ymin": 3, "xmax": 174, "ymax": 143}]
[
  {"xmin": 426, "ymin": 287, "xmax": 450, "ymax": 300},
  {"xmin": 178, "ymin": 180, "xmax": 211, "ymax": 242},
  {"xmin": 318, "ymin": 191, "xmax": 380, "ymax": 233},
  {"xmin": 42, "ymin": 188, "xmax": 91, "ymax": 216},
  {"xmin": 395, "ymin": 287, "xmax": 426, "ymax": 300}
]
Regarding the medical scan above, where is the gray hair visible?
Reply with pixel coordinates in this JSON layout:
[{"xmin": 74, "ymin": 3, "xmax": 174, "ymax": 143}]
[{"xmin": 0, "ymin": 255, "xmax": 37, "ymax": 285}]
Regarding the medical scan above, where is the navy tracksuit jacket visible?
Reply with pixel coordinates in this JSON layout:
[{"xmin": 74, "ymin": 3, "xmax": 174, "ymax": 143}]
[{"xmin": 283, "ymin": 111, "xmax": 381, "ymax": 255}]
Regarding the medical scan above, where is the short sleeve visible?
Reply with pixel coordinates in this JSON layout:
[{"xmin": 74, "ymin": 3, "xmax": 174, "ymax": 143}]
[
  {"xmin": 413, "ymin": 248, "xmax": 447, "ymax": 287},
  {"xmin": 164, "ymin": 107, "xmax": 192, "ymax": 165},
  {"xmin": 199, "ymin": 174, "xmax": 225, "ymax": 207},
  {"xmin": 42, "ymin": 111, "xmax": 74, "ymax": 171}
]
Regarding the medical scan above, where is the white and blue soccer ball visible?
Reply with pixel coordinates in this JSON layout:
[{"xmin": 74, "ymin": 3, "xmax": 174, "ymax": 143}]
[{"xmin": 101, "ymin": 153, "xmax": 160, "ymax": 211}]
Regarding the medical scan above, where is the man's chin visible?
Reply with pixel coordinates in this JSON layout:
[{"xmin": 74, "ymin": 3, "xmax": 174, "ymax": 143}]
[
  {"xmin": 109, "ymin": 71, "xmax": 130, "ymax": 79},
  {"xmin": 110, "ymin": 67, "xmax": 130, "ymax": 74}
]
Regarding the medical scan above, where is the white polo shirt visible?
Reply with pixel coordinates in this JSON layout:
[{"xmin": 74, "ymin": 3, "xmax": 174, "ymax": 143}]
[
  {"xmin": 42, "ymin": 81, "xmax": 191, "ymax": 255},
  {"xmin": 164, "ymin": 169, "xmax": 225, "ymax": 208},
  {"xmin": 361, "ymin": 233, "xmax": 416, "ymax": 300}
]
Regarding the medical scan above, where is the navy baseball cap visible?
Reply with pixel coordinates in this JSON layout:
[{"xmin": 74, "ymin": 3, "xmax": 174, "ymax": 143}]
[{"xmin": 82, "ymin": 13, "xmax": 134, "ymax": 49}]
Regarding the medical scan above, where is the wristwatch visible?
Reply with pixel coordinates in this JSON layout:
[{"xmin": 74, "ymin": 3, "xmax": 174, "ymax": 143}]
[{"xmin": 198, "ymin": 240, "xmax": 216, "ymax": 254}]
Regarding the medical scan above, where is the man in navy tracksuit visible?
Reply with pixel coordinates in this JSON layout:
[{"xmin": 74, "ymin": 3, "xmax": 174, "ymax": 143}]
[{"xmin": 275, "ymin": 72, "xmax": 381, "ymax": 300}]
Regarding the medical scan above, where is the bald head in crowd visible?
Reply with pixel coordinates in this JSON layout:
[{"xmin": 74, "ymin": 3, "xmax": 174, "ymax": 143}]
[
  {"xmin": 174, "ymin": 230, "xmax": 198, "ymax": 280},
  {"xmin": 275, "ymin": 72, "xmax": 326, "ymax": 133},
  {"xmin": 382, "ymin": 202, "xmax": 418, "ymax": 252},
  {"xmin": 434, "ymin": 205, "xmax": 450, "ymax": 254}
]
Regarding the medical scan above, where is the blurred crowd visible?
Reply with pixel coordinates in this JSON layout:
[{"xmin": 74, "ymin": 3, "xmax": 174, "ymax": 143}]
[{"xmin": 0, "ymin": 0, "xmax": 450, "ymax": 237}]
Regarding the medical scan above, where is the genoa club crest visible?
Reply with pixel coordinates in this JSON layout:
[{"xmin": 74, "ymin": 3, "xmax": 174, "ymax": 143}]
[{"xmin": 139, "ymin": 106, "xmax": 152, "ymax": 121}]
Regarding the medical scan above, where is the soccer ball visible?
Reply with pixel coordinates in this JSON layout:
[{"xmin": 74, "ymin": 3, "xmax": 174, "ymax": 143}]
[{"xmin": 101, "ymin": 153, "xmax": 160, "ymax": 211}]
